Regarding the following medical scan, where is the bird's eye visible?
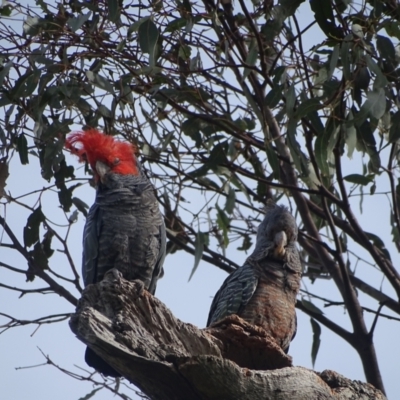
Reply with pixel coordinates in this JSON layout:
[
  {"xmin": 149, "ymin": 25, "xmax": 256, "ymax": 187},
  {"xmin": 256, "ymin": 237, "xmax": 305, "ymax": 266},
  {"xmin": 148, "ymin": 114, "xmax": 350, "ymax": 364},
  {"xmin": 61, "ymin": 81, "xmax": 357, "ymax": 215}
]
[{"xmin": 113, "ymin": 158, "xmax": 120, "ymax": 165}]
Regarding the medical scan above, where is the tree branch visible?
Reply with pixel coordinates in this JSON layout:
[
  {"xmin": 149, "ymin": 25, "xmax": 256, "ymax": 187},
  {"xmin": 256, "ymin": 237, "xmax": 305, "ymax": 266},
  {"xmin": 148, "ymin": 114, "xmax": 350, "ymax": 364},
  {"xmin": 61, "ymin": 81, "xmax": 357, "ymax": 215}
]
[
  {"xmin": 69, "ymin": 270, "xmax": 386, "ymax": 400},
  {"xmin": 0, "ymin": 216, "xmax": 78, "ymax": 306}
]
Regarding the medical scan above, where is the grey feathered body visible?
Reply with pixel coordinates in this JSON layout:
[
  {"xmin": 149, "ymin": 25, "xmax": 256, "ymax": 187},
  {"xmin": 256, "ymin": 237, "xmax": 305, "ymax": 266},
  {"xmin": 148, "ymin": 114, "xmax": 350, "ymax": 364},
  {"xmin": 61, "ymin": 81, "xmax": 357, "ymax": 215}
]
[
  {"xmin": 82, "ymin": 168, "xmax": 166, "ymax": 377},
  {"xmin": 207, "ymin": 203, "xmax": 302, "ymax": 352},
  {"xmin": 83, "ymin": 172, "xmax": 166, "ymax": 294}
]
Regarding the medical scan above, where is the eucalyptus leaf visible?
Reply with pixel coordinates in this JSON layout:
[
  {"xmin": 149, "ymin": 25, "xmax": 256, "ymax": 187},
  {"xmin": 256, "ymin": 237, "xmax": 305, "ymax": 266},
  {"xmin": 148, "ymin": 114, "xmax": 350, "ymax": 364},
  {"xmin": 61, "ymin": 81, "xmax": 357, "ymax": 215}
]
[
  {"xmin": 302, "ymin": 298, "xmax": 324, "ymax": 315},
  {"xmin": 189, "ymin": 231, "xmax": 208, "ymax": 281},
  {"xmin": 67, "ymin": 12, "xmax": 91, "ymax": 32},
  {"xmin": 225, "ymin": 186, "xmax": 235, "ymax": 214},
  {"xmin": 310, "ymin": 318, "xmax": 321, "ymax": 368},
  {"xmin": 86, "ymin": 71, "xmax": 114, "ymax": 93},
  {"xmin": 138, "ymin": 18, "xmax": 159, "ymax": 67},
  {"xmin": 376, "ymin": 35, "xmax": 396, "ymax": 62},
  {"xmin": 23, "ymin": 207, "xmax": 45, "ymax": 248},
  {"xmin": 108, "ymin": 0, "xmax": 120, "ymax": 23},
  {"xmin": 17, "ymin": 133, "xmax": 29, "ymax": 165},
  {"xmin": 295, "ymin": 98, "xmax": 321, "ymax": 119},
  {"xmin": 343, "ymin": 174, "xmax": 373, "ymax": 185}
]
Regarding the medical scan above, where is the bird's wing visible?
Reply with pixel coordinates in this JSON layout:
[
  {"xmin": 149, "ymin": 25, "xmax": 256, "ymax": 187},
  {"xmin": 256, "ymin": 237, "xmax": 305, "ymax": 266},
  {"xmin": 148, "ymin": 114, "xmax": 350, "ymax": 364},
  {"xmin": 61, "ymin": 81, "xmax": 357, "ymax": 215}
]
[
  {"xmin": 207, "ymin": 263, "xmax": 258, "ymax": 326},
  {"xmin": 82, "ymin": 202, "xmax": 102, "ymax": 286},
  {"xmin": 147, "ymin": 217, "xmax": 166, "ymax": 295}
]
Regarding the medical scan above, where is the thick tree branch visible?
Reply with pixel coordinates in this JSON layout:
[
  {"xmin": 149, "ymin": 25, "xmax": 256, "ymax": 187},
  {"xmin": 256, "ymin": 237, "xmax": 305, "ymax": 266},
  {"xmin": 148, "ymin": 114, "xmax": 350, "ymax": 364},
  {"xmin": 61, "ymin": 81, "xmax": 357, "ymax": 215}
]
[{"xmin": 69, "ymin": 271, "xmax": 386, "ymax": 400}]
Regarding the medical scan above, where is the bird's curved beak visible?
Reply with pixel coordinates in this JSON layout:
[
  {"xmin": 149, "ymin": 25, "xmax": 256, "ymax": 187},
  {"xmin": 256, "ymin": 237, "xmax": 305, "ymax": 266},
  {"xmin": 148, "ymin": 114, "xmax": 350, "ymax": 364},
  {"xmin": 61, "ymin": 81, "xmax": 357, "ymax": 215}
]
[
  {"xmin": 273, "ymin": 231, "xmax": 287, "ymax": 258},
  {"xmin": 95, "ymin": 161, "xmax": 110, "ymax": 182}
]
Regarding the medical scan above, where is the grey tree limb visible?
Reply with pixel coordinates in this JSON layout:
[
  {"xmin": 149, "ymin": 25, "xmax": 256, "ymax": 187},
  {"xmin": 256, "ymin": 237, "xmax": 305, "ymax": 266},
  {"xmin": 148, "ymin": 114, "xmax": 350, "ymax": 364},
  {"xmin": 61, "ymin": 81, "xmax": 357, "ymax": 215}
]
[{"xmin": 69, "ymin": 270, "xmax": 386, "ymax": 400}]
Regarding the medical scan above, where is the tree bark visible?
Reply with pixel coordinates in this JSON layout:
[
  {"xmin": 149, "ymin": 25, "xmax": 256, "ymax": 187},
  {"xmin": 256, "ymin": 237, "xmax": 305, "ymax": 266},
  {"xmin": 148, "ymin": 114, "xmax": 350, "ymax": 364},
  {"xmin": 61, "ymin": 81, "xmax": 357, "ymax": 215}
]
[{"xmin": 69, "ymin": 270, "xmax": 386, "ymax": 400}]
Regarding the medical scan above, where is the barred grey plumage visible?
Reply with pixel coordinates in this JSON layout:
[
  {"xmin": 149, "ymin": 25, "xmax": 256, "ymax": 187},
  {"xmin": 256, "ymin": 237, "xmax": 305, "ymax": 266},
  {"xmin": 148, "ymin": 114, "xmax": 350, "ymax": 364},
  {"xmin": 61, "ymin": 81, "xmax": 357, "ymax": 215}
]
[
  {"xmin": 66, "ymin": 130, "xmax": 166, "ymax": 376},
  {"xmin": 207, "ymin": 201, "xmax": 301, "ymax": 353}
]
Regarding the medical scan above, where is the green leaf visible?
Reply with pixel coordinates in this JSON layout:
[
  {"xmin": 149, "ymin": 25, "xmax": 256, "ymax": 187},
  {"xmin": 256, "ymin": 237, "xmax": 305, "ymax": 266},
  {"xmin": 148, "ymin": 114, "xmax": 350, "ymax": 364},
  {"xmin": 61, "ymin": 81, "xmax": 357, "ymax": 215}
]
[
  {"xmin": 265, "ymin": 86, "xmax": 282, "ymax": 108},
  {"xmin": 197, "ymin": 176, "xmax": 220, "ymax": 190},
  {"xmin": 243, "ymin": 117, "xmax": 256, "ymax": 131},
  {"xmin": 17, "ymin": 134, "xmax": 29, "ymax": 165},
  {"xmin": 310, "ymin": 318, "xmax": 321, "ymax": 368},
  {"xmin": 242, "ymin": 85, "xmax": 263, "ymax": 122},
  {"xmin": 376, "ymin": 35, "xmax": 396, "ymax": 62},
  {"xmin": 166, "ymin": 17, "xmax": 187, "ymax": 32},
  {"xmin": 97, "ymin": 104, "xmax": 112, "ymax": 118},
  {"xmin": 189, "ymin": 231, "xmax": 208, "ymax": 281},
  {"xmin": 58, "ymin": 186, "xmax": 74, "ymax": 212},
  {"xmin": 41, "ymin": 139, "xmax": 65, "ymax": 180},
  {"xmin": 0, "ymin": 61, "xmax": 12, "ymax": 85},
  {"xmin": 76, "ymin": 98, "xmax": 93, "ymax": 115},
  {"xmin": 178, "ymin": 45, "xmax": 191, "ymax": 61},
  {"xmin": 138, "ymin": 18, "xmax": 159, "ymax": 67},
  {"xmin": 307, "ymin": 110, "xmax": 325, "ymax": 136},
  {"xmin": 29, "ymin": 241, "xmax": 50, "ymax": 270},
  {"xmin": 127, "ymin": 16, "xmax": 150, "ymax": 36},
  {"xmin": 345, "ymin": 119, "xmax": 357, "ymax": 159},
  {"xmin": 327, "ymin": 45, "xmax": 340, "ymax": 80},
  {"xmin": 279, "ymin": 0, "xmax": 306, "ymax": 17},
  {"xmin": 0, "ymin": 5, "xmax": 12, "ymax": 16},
  {"xmin": 225, "ymin": 186, "xmax": 235, "ymax": 214},
  {"xmin": 272, "ymin": 66, "xmax": 286, "ymax": 84},
  {"xmin": 78, "ymin": 388, "xmax": 102, "ymax": 400},
  {"xmin": 230, "ymin": 174, "xmax": 252, "ymax": 205},
  {"xmin": 384, "ymin": 20, "xmax": 400, "ymax": 40},
  {"xmin": 209, "ymin": 142, "xmax": 228, "ymax": 168},
  {"xmin": 286, "ymin": 118, "xmax": 308, "ymax": 176},
  {"xmin": 67, "ymin": 12, "xmax": 91, "ymax": 32},
  {"xmin": 108, "ymin": 0, "xmax": 120, "ymax": 23},
  {"xmin": 334, "ymin": 0, "xmax": 349, "ymax": 12},
  {"xmin": 23, "ymin": 207, "xmax": 45, "ymax": 248},
  {"xmin": 355, "ymin": 121, "xmax": 380, "ymax": 173},
  {"xmin": 182, "ymin": 118, "xmax": 202, "ymax": 147},
  {"xmin": 237, "ymin": 234, "xmax": 252, "ymax": 252},
  {"xmin": 389, "ymin": 111, "xmax": 400, "ymax": 143},
  {"xmin": 23, "ymin": 16, "xmax": 44, "ymax": 36},
  {"xmin": 295, "ymin": 98, "xmax": 321, "ymax": 119},
  {"xmin": 310, "ymin": 0, "xmax": 343, "ymax": 39},
  {"xmin": 364, "ymin": 88, "xmax": 386, "ymax": 120},
  {"xmin": 36, "ymin": 0, "xmax": 49, "ymax": 13},
  {"xmin": 340, "ymin": 34, "xmax": 352, "ymax": 81},
  {"xmin": 41, "ymin": 230, "xmax": 54, "ymax": 259},
  {"xmin": 68, "ymin": 209, "xmax": 79, "ymax": 223},
  {"xmin": 343, "ymin": 174, "xmax": 373, "ymax": 185},
  {"xmin": 86, "ymin": 71, "xmax": 114, "ymax": 93},
  {"xmin": 72, "ymin": 197, "xmax": 89, "ymax": 217},
  {"xmin": 216, "ymin": 204, "xmax": 230, "ymax": 248},
  {"xmin": 285, "ymin": 85, "xmax": 296, "ymax": 118},
  {"xmin": 365, "ymin": 55, "xmax": 388, "ymax": 89},
  {"xmin": 0, "ymin": 159, "xmax": 9, "ymax": 197},
  {"xmin": 10, "ymin": 69, "xmax": 41, "ymax": 99},
  {"xmin": 354, "ymin": 67, "xmax": 370, "ymax": 91},
  {"xmin": 116, "ymin": 39, "xmax": 126, "ymax": 52},
  {"xmin": 323, "ymin": 79, "xmax": 341, "ymax": 101},
  {"xmin": 301, "ymin": 299, "xmax": 324, "ymax": 315},
  {"xmin": 265, "ymin": 143, "xmax": 280, "ymax": 180},
  {"xmin": 244, "ymin": 40, "xmax": 258, "ymax": 78},
  {"xmin": 187, "ymin": 164, "xmax": 210, "ymax": 178}
]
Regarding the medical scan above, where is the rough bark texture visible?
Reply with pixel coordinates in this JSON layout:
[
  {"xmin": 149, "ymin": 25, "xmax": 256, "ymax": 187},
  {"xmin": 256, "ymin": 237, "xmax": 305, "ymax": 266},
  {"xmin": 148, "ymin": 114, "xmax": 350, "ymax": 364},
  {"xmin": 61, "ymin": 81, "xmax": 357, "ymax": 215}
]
[{"xmin": 69, "ymin": 270, "xmax": 386, "ymax": 400}]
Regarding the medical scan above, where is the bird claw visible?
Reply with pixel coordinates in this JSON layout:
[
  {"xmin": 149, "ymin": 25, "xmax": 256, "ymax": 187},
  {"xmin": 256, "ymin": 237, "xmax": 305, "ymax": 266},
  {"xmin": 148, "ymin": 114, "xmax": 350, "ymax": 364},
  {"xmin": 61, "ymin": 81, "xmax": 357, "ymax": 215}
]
[{"xmin": 133, "ymin": 279, "xmax": 146, "ymax": 296}]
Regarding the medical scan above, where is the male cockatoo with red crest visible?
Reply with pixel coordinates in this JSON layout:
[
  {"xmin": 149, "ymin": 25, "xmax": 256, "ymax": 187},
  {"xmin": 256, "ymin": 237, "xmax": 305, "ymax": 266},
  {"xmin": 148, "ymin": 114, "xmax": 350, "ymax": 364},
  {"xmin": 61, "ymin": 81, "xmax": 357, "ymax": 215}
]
[{"xmin": 66, "ymin": 129, "xmax": 166, "ymax": 377}]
